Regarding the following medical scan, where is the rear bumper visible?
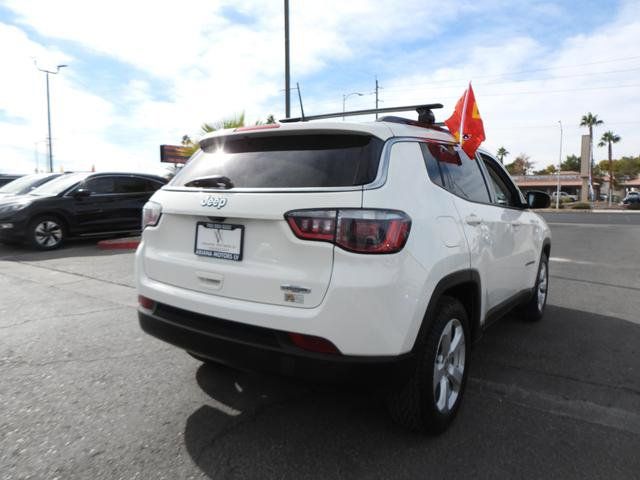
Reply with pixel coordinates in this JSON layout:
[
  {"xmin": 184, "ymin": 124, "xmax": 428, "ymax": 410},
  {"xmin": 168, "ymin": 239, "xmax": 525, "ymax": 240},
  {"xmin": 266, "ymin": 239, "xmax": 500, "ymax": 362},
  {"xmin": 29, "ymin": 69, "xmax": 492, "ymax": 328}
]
[{"xmin": 138, "ymin": 303, "xmax": 414, "ymax": 384}]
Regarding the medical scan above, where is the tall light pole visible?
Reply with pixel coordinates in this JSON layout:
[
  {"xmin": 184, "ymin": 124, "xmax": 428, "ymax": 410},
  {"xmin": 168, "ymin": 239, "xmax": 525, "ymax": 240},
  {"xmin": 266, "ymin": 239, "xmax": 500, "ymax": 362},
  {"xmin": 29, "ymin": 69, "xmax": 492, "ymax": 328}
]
[
  {"xmin": 35, "ymin": 62, "xmax": 67, "ymax": 173},
  {"xmin": 556, "ymin": 120, "xmax": 563, "ymax": 209},
  {"xmin": 342, "ymin": 92, "xmax": 364, "ymax": 120},
  {"xmin": 284, "ymin": 0, "xmax": 290, "ymax": 118}
]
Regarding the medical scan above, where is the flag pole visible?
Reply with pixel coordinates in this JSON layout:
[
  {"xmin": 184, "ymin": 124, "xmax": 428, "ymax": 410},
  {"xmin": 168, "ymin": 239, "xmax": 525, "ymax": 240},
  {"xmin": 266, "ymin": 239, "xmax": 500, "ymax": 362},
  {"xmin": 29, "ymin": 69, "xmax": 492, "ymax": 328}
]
[{"xmin": 458, "ymin": 82, "xmax": 471, "ymax": 150}]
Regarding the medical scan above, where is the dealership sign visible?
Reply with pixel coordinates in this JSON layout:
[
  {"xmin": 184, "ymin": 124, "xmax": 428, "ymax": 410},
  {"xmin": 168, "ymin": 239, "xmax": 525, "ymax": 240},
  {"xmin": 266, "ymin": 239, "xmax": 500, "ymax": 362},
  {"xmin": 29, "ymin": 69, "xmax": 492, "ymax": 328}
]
[{"xmin": 160, "ymin": 145, "xmax": 191, "ymax": 164}]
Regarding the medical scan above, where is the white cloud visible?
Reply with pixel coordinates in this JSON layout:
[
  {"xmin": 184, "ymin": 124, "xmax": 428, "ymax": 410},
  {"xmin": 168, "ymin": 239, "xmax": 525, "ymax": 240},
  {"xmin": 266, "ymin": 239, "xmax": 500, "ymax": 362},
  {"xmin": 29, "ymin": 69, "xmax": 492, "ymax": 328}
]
[{"xmin": 0, "ymin": 0, "xmax": 638, "ymax": 175}]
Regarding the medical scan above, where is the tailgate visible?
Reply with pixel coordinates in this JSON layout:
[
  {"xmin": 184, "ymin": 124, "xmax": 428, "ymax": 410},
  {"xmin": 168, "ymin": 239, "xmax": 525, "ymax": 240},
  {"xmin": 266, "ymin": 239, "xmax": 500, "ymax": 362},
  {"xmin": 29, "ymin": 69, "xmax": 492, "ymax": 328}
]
[{"xmin": 142, "ymin": 189, "xmax": 362, "ymax": 308}]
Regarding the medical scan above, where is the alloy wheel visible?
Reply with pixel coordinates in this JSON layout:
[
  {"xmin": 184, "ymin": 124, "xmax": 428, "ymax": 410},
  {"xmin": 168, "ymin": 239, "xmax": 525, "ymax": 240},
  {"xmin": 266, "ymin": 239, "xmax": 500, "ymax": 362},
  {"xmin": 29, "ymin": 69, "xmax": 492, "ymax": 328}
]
[
  {"xmin": 537, "ymin": 261, "xmax": 548, "ymax": 311},
  {"xmin": 34, "ymin": 220, "xmax": 63, "ymax": 248},
  {"xmin": 433, "ymin": 318, "xmax": 466, "ymax": 413}
]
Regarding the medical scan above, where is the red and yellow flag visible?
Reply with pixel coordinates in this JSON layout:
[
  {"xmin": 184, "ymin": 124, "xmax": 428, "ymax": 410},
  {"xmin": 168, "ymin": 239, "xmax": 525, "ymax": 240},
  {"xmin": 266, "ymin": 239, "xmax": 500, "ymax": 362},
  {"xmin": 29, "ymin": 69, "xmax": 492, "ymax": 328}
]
[{"xmin": 444, "ymin": 83, "xmax": 485, "ymax": 158}]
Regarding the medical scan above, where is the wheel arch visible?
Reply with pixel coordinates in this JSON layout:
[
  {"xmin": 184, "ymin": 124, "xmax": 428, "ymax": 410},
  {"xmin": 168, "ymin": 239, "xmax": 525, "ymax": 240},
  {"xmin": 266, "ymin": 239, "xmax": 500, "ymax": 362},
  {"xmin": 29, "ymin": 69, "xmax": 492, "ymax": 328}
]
[
  {"xmin": 28, "ymin": 210, "xmax": 72, "ymax": 232},
  {"xmin": 542, "ymin": 237, "xmax": 551, "ymax": 259},
  {"xmin": 412, "ymin": 270, "xmax": 482, "ymax": 352}
]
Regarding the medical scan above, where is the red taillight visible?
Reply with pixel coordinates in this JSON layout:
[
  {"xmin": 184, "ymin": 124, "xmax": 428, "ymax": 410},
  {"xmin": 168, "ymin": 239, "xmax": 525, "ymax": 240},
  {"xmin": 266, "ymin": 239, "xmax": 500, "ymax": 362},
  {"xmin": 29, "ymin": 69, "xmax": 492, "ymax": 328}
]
[
  {"xmin": 285, "ymin": 209, "xmax": 337, "ymax": 242},
  {"xmin": 138, "ymin": 295, "xmax": 156, "ymax": 310},
  {"xmin": 288, "ymin": 333, "xmax": 340, "ymax": 354},
  {"xmin": 285, "ymin": 209, "xmax": 411, "ymax": 254}
]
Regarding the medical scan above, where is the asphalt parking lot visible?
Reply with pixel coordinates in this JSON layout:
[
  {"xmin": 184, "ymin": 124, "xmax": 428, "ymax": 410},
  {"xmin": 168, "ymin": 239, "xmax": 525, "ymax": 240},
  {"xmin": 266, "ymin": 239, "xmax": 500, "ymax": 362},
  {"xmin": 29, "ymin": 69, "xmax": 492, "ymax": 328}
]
[{"xmin": 1, "ymin": 213, "xmax": 639, "ymax": 480}]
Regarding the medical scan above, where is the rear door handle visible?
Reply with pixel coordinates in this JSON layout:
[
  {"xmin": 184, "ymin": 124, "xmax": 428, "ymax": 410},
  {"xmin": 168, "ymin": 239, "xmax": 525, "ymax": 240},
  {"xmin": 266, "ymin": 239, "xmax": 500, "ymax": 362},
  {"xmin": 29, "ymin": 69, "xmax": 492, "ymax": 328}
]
[
  {"xmin": 510, "ymin": 221, "xmax": 523, "ymax": 229},
  {"xmin": 465, "ymin": 215, "xmax": 483, "ymax": 226}
]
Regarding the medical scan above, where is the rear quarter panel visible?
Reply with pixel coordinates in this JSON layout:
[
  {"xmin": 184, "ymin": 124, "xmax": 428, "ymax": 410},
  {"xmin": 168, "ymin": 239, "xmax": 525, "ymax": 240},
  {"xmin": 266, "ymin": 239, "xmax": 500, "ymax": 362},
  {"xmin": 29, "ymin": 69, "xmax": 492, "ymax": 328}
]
[{"xmin": 360, "ymin": 140, "xmax": 471, "ymax": 352}]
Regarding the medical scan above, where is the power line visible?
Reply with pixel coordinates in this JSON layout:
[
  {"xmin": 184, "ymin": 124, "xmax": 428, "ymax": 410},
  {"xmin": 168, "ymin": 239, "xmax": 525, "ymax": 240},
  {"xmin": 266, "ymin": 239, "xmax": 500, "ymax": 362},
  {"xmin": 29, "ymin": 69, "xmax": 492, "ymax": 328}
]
[
  {"xmin": 382, "ymin": 83, "xmax": 640, "ymax": 103},
  {"xmin": 384, "ymin": 55, "xmax": 640, "ymax": 90},
  {"xmin": 382, "ymin": 65, "xmax": 640, "ymax": 94}
]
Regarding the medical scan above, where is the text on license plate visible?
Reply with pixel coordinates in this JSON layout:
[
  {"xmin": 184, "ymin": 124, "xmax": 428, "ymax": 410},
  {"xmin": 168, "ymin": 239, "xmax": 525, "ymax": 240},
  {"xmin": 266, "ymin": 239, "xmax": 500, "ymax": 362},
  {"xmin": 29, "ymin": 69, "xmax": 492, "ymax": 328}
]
[{"xmin": 194, "ymin": 222, "xmax": 244, "ymax": 261}]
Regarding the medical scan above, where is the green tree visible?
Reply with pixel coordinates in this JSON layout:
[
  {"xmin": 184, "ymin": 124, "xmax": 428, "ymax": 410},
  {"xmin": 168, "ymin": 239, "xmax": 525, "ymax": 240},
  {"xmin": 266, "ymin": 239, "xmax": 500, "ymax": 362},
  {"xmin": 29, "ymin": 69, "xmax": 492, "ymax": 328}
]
[
  {"xmin": 598, "ymin": 131, "xmax": 621, "ymax": 205},
  {"xmin": 533, "ymin": 164, "xmax": 557, "ymax": 175},
  {"xmin": 496, "ymin": 146, "xmax": 509, "ymax": 164},
  {"xmin": 561, "ymin": 154, "xmax": 581, "ymax": 172},
  {"xmin": 505, "ymin": 154, "xmax": 533, "ymax": 175}
]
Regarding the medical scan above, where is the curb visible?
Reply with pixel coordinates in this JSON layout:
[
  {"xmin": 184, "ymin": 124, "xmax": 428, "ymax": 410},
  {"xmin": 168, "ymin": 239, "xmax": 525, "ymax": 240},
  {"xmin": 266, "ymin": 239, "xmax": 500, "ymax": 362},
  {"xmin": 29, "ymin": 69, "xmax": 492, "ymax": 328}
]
[
  {"xmin": 97, "ymin": 237, "xmax": 141, "ymax": 250},
  {"xmin": 534, "ymin": 209, "xmax": 640, "ymax": 214}
]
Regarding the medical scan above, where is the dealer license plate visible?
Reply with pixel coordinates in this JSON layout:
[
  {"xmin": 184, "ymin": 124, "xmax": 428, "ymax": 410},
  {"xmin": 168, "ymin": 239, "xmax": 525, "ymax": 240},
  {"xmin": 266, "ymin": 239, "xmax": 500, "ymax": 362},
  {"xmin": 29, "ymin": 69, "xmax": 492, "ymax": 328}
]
[{"xmin": 194, "ymin": 222, "xmax": 244, "ymax": 261}]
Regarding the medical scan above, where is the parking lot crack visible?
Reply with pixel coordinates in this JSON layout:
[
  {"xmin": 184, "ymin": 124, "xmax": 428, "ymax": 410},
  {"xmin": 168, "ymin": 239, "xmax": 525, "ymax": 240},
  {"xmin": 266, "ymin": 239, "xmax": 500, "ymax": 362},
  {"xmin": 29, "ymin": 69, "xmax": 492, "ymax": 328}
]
[
  {"xmin": 12, "ymin": 260, "xmax": 134, "ymax": 289},
  {"xmin": 470, "ymin": 377, "xmax": 640, "ymax": 435},
  {"xmin": 0, "ymin": 306, "xmax": 125, "ymax": 329},
  {"xmin": 0, "ymin": 348, "xmax": 168, "ymax": 369},
  {"xmin": 478, "ymin": 360, "xmax": 640, "ymax": 397}
]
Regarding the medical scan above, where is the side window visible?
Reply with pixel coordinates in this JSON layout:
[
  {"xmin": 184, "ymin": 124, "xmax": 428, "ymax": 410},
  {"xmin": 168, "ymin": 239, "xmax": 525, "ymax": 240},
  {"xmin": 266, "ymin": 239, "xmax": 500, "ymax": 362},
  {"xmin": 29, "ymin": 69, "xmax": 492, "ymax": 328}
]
[
  {"xmin": 479, "ymin": 154, "xmax": 521, "ymax": 207},
  {"xmin": 114, "ymin": 177, "xmax": 149, "ymax": 194},
  {"xmin": 84, "ymin": 177, "xmax": 115, "ymax": 194},
  {"xmin": 420, "ymin": 143, "xmax": 444, "ymax": 188},
  {"xmin": 423, "ymin": 142, "xmax": 490, "ymax": 203},
  {"xmin": 145, "ymin": 179, "xmax": 164, "ymax": 192}
]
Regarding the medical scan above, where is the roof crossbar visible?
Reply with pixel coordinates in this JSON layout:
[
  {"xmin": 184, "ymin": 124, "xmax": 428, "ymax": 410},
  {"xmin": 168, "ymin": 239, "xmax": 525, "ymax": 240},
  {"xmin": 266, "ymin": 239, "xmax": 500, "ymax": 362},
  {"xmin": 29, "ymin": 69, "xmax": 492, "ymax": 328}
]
[{"xmin": 279, "ymin": 103, "xmax": 443, "ymax": 123}]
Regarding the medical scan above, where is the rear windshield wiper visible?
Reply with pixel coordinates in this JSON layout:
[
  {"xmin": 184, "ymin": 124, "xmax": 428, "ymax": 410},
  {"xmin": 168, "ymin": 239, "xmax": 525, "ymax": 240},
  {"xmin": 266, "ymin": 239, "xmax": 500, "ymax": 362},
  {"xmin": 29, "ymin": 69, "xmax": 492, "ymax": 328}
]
[{"xmin": 184, "ymin": 176, "xmax": 235, "ymax": 189}]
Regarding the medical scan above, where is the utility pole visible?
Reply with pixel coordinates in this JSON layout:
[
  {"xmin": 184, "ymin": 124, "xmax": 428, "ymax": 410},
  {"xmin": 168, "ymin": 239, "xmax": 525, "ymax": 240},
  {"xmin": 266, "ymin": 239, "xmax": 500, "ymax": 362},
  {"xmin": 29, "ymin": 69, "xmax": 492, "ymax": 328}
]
[
  {"xmin": 556, "ymin": 120, "xmax": 563, "ymax": 209},
  {"xmin": 375, "ymin": 77, "xmax": 379, "ymax": 119},
  {"xmin": 284, "ymin": 0, "xmax": 290, "ymax": 118},
  {"xmin": 35, "ymin": 62, "xmax": 67, "ymax": 173}
]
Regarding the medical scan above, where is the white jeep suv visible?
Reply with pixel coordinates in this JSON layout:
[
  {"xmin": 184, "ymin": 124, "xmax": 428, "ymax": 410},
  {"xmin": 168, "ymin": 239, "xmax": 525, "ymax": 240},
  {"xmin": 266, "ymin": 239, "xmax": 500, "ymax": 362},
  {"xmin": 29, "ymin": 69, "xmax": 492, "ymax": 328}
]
[{"xmin": 136, "ymin": 106, "xmax": 551, "ymax": 433}]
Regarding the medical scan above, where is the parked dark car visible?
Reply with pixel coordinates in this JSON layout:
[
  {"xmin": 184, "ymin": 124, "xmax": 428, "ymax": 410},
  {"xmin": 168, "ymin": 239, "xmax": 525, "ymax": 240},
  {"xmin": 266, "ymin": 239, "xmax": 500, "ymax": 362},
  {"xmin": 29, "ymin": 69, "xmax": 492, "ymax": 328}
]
[
  {"xmin": 0, "ymin": 174, "xmax": 24, "ymax": 187},
  {"xmin": 0, "ymin": 172, "xmax": 167, "ymax": 250},
  {"xmin": 0, "ymin": 173, "xmax": 65, "ymax": 199},
  {"xmin": 622, "ymin": 192, "xmax": 640, "ymax": 208}
]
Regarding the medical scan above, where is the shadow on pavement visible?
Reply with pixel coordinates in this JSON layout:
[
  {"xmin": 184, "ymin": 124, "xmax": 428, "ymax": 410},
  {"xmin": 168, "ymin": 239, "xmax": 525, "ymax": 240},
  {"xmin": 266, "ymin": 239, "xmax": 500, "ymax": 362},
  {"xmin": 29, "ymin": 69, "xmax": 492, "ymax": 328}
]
[{"xmin": 183, "ymin": 305, "xmax": 640, "ymax": 479}]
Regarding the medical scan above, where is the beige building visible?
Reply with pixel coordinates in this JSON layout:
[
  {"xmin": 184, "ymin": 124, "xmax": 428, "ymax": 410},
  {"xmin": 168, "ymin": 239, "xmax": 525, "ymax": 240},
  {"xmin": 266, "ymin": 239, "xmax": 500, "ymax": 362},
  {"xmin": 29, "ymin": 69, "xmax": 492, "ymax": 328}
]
[{"xmin": 512, "ymin": 171, "xmax": 600, "ymax": 199}]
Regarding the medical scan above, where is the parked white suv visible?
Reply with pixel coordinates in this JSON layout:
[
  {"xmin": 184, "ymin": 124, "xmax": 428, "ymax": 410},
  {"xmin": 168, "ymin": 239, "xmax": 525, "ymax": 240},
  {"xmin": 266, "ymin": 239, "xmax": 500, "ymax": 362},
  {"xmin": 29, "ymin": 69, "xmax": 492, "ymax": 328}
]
[{"xmin": 136, "ymin": 106, "xmax": 551, "ymax": 433}]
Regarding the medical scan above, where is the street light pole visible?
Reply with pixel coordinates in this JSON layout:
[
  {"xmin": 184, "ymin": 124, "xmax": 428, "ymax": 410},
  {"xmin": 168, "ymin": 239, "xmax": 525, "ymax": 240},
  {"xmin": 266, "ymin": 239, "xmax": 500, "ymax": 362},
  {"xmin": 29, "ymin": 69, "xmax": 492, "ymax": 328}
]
[
  {"xmin": 35, "ymin": 62, "xmax": 67, "ymax": 173},
  {"xmin": 342, "ymin": 92, "xmax": 364, "ymax": 120},
  {"xmin": 556, "ymin": 120, "xmax": 563, "ymax": 209}
]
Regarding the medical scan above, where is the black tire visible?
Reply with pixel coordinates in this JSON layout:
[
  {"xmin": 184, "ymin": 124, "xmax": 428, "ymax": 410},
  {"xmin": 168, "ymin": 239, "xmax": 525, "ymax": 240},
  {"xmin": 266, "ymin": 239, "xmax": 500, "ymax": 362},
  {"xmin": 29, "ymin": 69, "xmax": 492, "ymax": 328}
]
[
  {"xmin": 387, "ymin": 295, "xmax": 470, "ymax": 434},
  {"xmin": 27, "ymin": 215, "xmax": 66, "ymax": 250},
  {"xmin": 522, "ymin": 252, "xmax": 549, "ymax": 321}
]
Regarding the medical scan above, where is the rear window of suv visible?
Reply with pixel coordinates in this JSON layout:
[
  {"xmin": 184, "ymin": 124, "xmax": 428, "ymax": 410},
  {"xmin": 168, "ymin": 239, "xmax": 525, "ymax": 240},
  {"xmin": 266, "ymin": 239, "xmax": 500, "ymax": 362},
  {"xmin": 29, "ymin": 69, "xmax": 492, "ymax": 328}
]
[{"xmin": 171, "ymin": 133, "xmax": 384, "ymax": 189}]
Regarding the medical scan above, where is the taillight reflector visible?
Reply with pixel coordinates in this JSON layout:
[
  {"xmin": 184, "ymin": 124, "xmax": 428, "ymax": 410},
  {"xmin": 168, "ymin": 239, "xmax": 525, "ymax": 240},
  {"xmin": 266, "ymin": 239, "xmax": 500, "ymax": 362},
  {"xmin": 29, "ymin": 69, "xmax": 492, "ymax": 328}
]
[
  {"xmin": 285, "ymin": 209, "xmax": 411, "ymax": 254},
  {"xmin": 288, "ymin": 333, "xmax": 340, "ymax": 354},
  {"xmin": 138, "ymin": 295, "xmax": 156, "ymax": 310}
]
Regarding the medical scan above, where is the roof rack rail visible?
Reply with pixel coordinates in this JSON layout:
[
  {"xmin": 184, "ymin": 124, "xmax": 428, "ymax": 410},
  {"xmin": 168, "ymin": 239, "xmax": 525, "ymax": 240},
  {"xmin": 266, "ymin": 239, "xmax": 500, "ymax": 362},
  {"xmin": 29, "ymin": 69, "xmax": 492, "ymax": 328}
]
[{"xmin": 279, "ymin": 103, "xmax": 443, "ymax": 123}]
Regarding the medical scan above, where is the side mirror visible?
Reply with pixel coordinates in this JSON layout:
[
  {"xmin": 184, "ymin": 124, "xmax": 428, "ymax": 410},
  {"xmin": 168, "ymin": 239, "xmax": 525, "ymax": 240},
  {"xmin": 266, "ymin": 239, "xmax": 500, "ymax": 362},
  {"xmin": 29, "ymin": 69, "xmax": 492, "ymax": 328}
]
[
  {"xmin": 526, "ymin": 190, "xmax": 550, "ymax": 209},
  {"xmin": 73, "ymin": 188, "xmax": 91, "ymax": 198}
]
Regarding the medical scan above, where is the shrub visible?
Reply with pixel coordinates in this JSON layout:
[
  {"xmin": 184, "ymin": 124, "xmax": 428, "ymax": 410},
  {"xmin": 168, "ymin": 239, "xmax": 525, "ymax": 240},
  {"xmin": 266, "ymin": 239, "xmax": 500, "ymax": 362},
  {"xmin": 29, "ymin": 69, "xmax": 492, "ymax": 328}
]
[
  {"xmin": 571, "ymin": 202, "xmax": 592, "ymax": 210},
  {"xmin": 627, "ymin": 203, "xmax": 640, "ymax": 210}
]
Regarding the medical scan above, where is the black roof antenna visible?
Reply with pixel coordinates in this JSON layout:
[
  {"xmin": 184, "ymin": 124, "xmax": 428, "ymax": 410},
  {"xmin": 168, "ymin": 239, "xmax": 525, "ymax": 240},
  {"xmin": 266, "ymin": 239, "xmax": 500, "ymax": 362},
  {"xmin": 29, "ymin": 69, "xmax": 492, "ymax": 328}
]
[{"xmin": 296, "ymin": 82, "xmax": 305, "ymax": 121}]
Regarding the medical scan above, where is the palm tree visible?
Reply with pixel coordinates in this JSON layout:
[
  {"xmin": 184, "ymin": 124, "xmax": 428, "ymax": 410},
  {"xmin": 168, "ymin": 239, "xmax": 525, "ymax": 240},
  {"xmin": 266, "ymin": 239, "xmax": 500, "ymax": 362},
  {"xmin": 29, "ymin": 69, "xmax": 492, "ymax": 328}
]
[
  {"xmin": 496, "ymin": 146, "xmax": 509, "ymax": 164},
  {"xmin": 598, "ymin": 131, "xmax": 621, "ymax": 206},
  {"xmin": 182, "ymin": 113, "xmax": 247, "ymax": 155},
  {"xmin": 580, "ymin": 112, "xmax": 604, "ymax": 200}
]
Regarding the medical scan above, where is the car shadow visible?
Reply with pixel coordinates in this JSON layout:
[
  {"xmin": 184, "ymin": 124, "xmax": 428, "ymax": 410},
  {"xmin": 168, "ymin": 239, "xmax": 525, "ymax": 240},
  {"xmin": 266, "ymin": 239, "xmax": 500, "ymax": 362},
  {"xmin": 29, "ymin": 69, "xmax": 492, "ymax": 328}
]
[{"xmin": 182, "ymin": 305, "xmax": 640, "ymax": 480}]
